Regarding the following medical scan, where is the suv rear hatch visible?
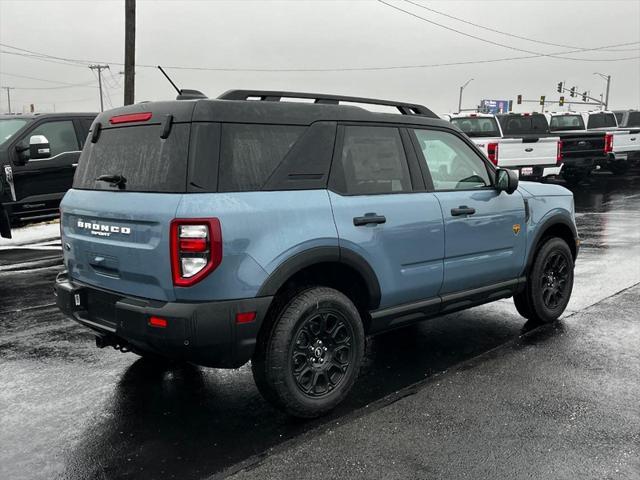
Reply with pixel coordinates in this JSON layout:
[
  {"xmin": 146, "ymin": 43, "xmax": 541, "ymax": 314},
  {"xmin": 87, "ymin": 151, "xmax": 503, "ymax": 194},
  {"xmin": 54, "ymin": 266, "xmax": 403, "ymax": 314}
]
[{"xmin": 61, "ymin": 103, "xmax": 195, "ymax": 302}]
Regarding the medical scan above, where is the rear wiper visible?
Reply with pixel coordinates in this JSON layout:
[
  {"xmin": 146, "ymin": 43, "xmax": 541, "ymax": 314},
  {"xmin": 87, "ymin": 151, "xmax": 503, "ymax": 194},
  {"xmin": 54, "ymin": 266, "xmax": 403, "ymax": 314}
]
[{"xmin": 95, "ymin": 174, "xmax": 127, "ymax": 190}]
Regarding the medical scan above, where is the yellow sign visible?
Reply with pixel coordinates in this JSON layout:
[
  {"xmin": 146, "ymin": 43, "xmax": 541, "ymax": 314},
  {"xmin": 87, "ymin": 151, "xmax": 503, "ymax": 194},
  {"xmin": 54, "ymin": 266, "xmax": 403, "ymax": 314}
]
[{"xmin": 513, "ymin": 224, "xmax": 521, "ymax": 235}]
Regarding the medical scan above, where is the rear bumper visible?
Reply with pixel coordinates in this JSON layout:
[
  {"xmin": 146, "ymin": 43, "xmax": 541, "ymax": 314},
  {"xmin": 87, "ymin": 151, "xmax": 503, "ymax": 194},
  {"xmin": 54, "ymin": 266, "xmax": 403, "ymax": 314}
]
[
  {"xmin": 510, "ymin": 164, "xmax": 562, "ymax": 179},
  {"xmin": 54, "ymin": 271, "xmax": 273, "ymax": 368}
]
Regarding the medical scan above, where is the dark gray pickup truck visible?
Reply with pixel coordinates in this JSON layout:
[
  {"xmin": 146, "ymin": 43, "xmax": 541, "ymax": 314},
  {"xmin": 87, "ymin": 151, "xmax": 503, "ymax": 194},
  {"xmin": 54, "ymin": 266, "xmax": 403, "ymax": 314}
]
[
  {"xmin": 0, "ymin": 112, "xmax": 96, "ymax": 238},
  {"xmin": 545, "ymin": 112, "xmax": 607, "ymax": 184}
]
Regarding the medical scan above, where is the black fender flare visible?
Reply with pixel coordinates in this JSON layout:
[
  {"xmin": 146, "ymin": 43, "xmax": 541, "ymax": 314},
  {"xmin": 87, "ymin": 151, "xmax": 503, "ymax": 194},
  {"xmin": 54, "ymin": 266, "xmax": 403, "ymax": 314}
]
[
  {"xmin": 525, "ymin": 214, "xmax": 578, "ymax": 273},
  {"xmin": 257, "ymin": 246, "xmax": 381, "ymax": 309}
]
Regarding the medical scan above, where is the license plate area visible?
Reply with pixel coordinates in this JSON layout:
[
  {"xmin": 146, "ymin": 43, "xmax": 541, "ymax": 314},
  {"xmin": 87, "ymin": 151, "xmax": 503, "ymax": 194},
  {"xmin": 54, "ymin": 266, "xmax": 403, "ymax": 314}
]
[{"xmin": 520, "ymin": 167, "xmax": 534, "ymax": 176}]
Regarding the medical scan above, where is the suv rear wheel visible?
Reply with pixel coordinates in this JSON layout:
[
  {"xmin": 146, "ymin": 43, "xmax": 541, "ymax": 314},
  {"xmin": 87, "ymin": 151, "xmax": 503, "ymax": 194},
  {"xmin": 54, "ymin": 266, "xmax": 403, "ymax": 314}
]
[
  {"xmin": 514, "ymin": 237, "xmax": 574, "ymax": 324},
  {"xmin": 252, "ymin": 287, "xmax": 365, "ymax": 418}
]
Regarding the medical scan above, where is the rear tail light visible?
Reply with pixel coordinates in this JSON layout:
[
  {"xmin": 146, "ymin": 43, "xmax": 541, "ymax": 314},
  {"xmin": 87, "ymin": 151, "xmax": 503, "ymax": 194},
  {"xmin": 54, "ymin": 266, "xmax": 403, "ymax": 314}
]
[
  {"xmin": 170, "ymin": 218, "xmax": 222, "ymax": 287},
  {"xmin": 487, "ymin": 142, "xmax": 499, "ymax": 165},
  {"xmin": 557, "ymin": 140, "xmax": 563, "ymax": 165},
  {"xmin": 604, "ymin": 133, "xmax": 613, "ymax": 153}
]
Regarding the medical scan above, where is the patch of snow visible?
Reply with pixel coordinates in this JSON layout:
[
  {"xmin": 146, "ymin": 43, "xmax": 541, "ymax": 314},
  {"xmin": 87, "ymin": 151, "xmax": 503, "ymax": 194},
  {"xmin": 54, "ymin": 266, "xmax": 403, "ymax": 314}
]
[{"xmin": 0, "ymin": 222, "xmax": 60, "ymax": 248}]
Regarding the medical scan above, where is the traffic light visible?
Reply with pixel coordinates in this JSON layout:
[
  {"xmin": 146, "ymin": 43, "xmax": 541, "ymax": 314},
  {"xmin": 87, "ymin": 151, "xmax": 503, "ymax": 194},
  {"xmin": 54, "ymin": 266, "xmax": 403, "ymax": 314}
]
[
  {"xmin": 570, "ymin": 87, "xmax": 576, "ymax": 97},
  {"xmin": 559, "ymin": 96, "xmax": 565, "ymax": 106},
  {"xmin": 540, "ymin": 95, "xmax": 545, "ymax": 106},
  {"xmin": 582, "ymin": 91, "xmax": 588, "ymax": 102},
  {"xmin": 557, "ymin": 82, "xmax": 563, "ymax": 93},
  {"xmin": 517, "ymin": 94, "xmax": 522, "ymax": 105}
]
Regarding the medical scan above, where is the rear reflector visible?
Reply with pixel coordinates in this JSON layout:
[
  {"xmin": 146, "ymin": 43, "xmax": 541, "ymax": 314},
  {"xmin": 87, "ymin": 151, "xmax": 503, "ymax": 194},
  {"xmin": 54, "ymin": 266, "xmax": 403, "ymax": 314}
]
[
  {"xmin": 149, "ymin": 316, "xmax": 168, "ymax": 328},
  {"xmin": 236, "ymin": 312, "xmax": 257, "ymax": 324},
  {"xmin": 109, "ymin": 112, "xmax": 153, "ymax": 125}
]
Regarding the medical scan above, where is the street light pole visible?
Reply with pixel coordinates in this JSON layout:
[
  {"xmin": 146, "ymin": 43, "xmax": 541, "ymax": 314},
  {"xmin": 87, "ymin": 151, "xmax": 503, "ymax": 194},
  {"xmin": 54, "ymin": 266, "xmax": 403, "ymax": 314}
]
[
  {"xmin": 458, "ymin": 78, "xmax": 474, "ymax": 113},
  {"xmin": 594, "ymin": 72, "xmax": 611, "ymax": 110}
]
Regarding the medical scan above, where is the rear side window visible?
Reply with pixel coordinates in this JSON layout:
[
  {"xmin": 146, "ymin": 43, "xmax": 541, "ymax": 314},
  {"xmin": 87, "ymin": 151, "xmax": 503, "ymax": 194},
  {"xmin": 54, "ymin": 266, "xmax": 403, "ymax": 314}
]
[
  {"xmin": 587, "ymin": 113, "xmax": 617, "ymax": 129},
  {"xmin": 218, "ymin": 124, "xmax": 305, "ymax": 192},
  {"xmin": 450, "ymin": 117, "xmax": 500, "ymax": 137},
  {"xmin": 332, "ymin": 126, "xmax": 411, "ymax": 195},
  {"xmin": 497, "ymin": 115, "xmax": 549, "ymax": 136},
  {"xmin": 74, "ymin": 124, "xmax": 190, "ymax": 192}
]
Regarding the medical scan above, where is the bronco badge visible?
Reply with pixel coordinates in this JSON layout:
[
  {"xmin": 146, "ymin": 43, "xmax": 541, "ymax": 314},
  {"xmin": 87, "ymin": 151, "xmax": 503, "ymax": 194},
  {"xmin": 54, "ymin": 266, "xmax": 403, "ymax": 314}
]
[{"xmin": 513, "ymin": 224, "xmax": 521, "ymax": 235}]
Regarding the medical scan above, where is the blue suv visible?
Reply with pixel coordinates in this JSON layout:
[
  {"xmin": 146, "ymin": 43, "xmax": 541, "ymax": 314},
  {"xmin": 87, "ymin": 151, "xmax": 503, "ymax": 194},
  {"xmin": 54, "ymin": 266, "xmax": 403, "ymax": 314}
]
[{"xmin": 55, "ymin": 90, "xmax": 578, "ymax": 417}]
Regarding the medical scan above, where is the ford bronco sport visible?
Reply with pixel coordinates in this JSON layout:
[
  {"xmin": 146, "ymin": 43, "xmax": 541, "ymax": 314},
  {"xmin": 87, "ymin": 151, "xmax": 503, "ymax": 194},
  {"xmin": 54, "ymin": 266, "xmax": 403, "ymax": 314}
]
[{"xmin": 54, "ymin": 90, "xmax": 578, "ymax": 417}]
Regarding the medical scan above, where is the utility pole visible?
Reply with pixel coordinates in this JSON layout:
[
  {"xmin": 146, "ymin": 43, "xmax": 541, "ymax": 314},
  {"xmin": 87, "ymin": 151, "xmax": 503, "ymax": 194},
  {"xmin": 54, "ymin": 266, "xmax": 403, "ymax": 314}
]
[
  {"xmin": 124, "ymin": 0, "xmax": 136, "ymax": 105},
  {"xmin": 593, "ymin": 73, "xmax": 611, "ymax": 110},
  {"xmin": 2, "ymin": 87, "xmax": 14, "ymax": 113},
  {"xmin": 89, "ymin": 64, "xmax": 110, "ymax": 112},
  {"xmin": 458, "ymin": 78, "xmax": 474, "ymax": 113}
]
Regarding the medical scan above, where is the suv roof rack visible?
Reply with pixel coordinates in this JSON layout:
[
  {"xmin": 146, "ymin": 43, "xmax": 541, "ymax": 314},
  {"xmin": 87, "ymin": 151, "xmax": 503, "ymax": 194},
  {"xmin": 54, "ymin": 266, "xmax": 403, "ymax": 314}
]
[{"xmin": 217, "ymin": 90, "xmax": 438, "ymax": 118}]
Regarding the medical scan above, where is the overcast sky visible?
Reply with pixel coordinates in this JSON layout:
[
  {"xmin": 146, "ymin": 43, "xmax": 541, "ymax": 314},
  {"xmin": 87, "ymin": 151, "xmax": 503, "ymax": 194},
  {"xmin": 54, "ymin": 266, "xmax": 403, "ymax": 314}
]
[{"xmin": 0, "ymin": 0, "xmax": 639, "ymax": 115}]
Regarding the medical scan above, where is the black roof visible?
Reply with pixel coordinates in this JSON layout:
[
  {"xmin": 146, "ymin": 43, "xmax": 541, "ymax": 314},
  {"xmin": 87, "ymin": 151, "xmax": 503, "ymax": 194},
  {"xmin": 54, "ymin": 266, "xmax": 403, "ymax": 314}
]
[{"xmin": 93, "ymin": 90, "xmax": 450, "ymax": 130}]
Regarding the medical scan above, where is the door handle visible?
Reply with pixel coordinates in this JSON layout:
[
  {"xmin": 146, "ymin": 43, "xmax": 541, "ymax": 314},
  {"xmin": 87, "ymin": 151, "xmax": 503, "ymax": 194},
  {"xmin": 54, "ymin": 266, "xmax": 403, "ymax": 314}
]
[
  {"xmin": 353, "ymin": 213, "xmax": 386, "ymax": 226},
  {"xmin": 451, "ymin": 206, "xmax": 476, "ymax": 216},
  {"xmin": 524, "ymin": 147, "xmax": 534, "ymax": 152}
]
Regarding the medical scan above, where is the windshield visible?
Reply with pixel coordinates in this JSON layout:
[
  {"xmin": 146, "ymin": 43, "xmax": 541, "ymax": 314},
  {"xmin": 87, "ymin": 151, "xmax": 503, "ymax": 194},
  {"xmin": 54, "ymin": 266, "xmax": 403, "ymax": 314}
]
[
  {"xmin": 0, "ymin": 119, "xmax": 28, "ymax": 146},
  {"xmin": 497, "ymin": 114, "xmax": 550, "ymax": 136},
  {"xmin": 450, "ymin": 117, "xmax": 500, "ymax": 138},
  {"xmin": 549, "ymin": 115, "xmax": 585, "ymax": 131}
]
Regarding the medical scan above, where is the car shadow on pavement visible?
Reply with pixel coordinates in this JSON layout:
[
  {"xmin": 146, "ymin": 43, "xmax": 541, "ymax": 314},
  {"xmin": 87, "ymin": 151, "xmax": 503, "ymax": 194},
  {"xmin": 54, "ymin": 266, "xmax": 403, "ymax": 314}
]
[{"xmin": 61, "ymin": 306, "xmax": 553, "ymax": 480}]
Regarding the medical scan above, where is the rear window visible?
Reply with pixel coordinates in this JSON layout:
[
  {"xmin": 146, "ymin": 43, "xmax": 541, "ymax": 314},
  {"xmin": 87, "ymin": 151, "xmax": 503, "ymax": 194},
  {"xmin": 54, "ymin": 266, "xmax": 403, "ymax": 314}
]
[
  {"xmin": 73, "ymin": 124, "xmax": 190, "ymax": 192},
  {"xmin": 626, "ymin": 112, "xmax": 640, "ymax": 127},
  {"xmin": 497, "ymin": 115, "xmax": 549, "ymax": 136},
  {"xmin": 587, "ymin": 113, "xmax": 617, "ymax": 129},
  {"xmin": 450, "ymin": 117, "xmax": 500, "ymax": 137},
  {"xmin": 218, "ymin": 123, "xmax": 305, "ymax": 192},
  {"xmin": 549, "ymin": 115, "xmax": 585, "ymax": 131}
]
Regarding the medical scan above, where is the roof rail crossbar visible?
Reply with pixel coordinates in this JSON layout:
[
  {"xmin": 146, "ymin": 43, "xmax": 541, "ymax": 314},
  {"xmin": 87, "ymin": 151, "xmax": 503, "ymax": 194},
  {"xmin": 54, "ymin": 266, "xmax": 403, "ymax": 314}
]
[{"xmin": 217, "ymin": 90, "xmax": 437, "ymax": 118}]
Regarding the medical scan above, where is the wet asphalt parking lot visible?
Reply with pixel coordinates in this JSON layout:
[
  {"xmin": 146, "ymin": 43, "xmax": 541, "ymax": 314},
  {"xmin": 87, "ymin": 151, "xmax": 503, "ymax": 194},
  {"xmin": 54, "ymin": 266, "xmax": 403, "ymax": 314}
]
[{"xmin": 1, "ymin": 171, "xmax": 639, "ymax": 480}]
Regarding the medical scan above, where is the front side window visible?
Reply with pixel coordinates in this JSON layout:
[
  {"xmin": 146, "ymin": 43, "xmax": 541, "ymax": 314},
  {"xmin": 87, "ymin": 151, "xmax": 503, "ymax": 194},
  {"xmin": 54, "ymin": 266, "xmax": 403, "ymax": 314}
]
[
  {"xmin": 335, "ymin": 126, "xmax": 411, "ymax": 195},
  {"xmin": 26, "ymin": 120, "xmax": 79, "ymax": 158},
  {"xmin": 413, "ymin": 129, "xmax": 492, "ymax": 191}
]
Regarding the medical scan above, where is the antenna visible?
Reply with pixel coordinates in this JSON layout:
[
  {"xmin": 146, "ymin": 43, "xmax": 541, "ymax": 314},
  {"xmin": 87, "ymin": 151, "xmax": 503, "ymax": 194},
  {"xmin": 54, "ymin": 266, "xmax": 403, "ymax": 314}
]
[{"xmin": 157, "ymin": 65, "xmax": 181, "ymax": 95}]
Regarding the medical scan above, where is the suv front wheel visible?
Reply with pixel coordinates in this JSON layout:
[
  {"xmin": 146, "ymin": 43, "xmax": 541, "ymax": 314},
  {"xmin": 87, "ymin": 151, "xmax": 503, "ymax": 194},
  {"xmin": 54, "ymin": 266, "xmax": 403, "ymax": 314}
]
[
  {"xmin": 252, "ymin": 287, "xmax": 365, "ymax": 418},
  {"xmin": 514, "ymin": 237, "xmax": 574, "ymax": 324}
]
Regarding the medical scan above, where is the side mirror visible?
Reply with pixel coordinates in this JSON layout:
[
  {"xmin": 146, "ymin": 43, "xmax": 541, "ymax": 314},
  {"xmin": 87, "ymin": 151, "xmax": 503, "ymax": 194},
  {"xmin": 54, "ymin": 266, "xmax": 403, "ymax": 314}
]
[
  {"xmin": 496, "ymin": 168, "xmax": 518, "ymax": 194},
  {"xmin": 29, "ymin": 135, "xmax": 51, "ymax": 160}
]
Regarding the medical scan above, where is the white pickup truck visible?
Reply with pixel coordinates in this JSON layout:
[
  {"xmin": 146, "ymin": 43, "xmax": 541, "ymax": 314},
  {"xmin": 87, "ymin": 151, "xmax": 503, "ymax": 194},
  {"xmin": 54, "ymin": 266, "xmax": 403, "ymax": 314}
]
[
  {"xmin": 581, "ymin": 110, "xmax": 640, "ymax": 174},
  {"xmin": 447, "ymin": 112, "xmax": 562, "ymax": 180}
]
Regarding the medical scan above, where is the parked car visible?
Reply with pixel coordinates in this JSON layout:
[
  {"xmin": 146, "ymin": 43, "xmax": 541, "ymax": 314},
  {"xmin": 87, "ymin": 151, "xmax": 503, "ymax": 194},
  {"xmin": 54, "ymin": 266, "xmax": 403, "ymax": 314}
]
[
  {"xmin": 54, "ymin": 90, "xmax": 578, "ymax": 417},
  {"xmin": 448, "ymin": 112, "xmax": 562, "ymax": 181},
  {"xmin": 0, "ymin": 112, "xmax": 97, "ymax": 238},
  {"xmin": 581, "ymin": 110, "xmax": 640, "ymax": 175},
  {"xmin": 544, "ymin": 112, "xmax": 607, "ymax": 185}
]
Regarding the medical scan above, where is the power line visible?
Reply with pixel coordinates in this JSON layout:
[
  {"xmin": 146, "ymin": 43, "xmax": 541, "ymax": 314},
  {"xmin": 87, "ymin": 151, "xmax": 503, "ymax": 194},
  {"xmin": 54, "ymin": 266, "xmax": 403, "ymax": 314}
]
[
  {"xmin": 0, "ymin": 71, "xmax": 96, "ymax": 86},
  {"xmin": 1, "ymin": 38, "xmax": 638, "ymax": 75},
  {"xmin": 402, "ymin": 0, "xmax": 640, "ymax": 53},
  {"xmin": 377, "ymin": 0, "xmax": 640, "ymax": 62}
]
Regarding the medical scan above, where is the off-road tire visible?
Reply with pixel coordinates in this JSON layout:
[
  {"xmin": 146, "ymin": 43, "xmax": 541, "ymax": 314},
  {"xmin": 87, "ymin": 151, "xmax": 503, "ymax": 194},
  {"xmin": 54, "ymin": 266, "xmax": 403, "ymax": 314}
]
[
  {"xmin": 252, "ymin": 287, "xmax": 365, "ymax": 418},
  {"xmin": 513, "ymin": 237, "xmax": 574, "ymax": 324}
]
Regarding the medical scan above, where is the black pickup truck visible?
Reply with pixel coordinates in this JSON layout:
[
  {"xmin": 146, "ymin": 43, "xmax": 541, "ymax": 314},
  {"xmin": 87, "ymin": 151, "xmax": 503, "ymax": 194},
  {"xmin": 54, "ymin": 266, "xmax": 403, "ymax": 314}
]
[
  {"xmin": 0, "ymin": 112, "xmax": 96, "ymax": 238},
  {"xmin": 545, "ymin": 113, "xmax": 607, "ymax": 185}
]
